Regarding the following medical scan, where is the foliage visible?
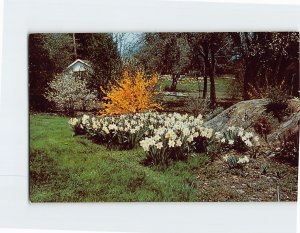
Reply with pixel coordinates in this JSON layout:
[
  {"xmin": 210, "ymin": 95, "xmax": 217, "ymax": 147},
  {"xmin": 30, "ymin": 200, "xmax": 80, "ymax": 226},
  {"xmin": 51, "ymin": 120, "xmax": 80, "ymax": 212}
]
[
  {"xmin": 135, "ymin": 33, "xmax": 191, "ymax": 92},
  {"xmin": 260, "ymin": 163, "xmax": 269, "ymax": 175},
  {"xmin": 247, "ymin": 78, "xmax": 286, "ymax": 99},
  {"xmin": 41, "ymin": 34, "xmax": 74, "ymax": 71},
  {"xmin": 100, "ymin": 70, "xmax": 162, "ymax": 115},
  {"xmin": 45, "ymin": 74, "xmax": 97, "ymax": 115},
  {"xmin": 186, "ymin": 97, "xmax": 210, "ymax": 117},
  {"xmin": 184, "ymin": 32, "xmax": 231, "ymax": 105},
  {"xmin": 74, "ymin": 33, "xmax": 122, "ymax": 96},
  {"xmin": 253, "ymin": 116, "xmax": 273, "ymax": 141},
  {"xmin": 230, "ymin": 32, "xmax": 299, "ymax": 99},
  {"xmin": 29, "ymin": 33, "xmax": 121, "ymax": 111},
  {"xmin": 29, "ymin": 33, "xmax": 75, "ymax": 111},
  {"xmin": 135, "ymin": 33, "xmax": 190, "ymax": 75}
]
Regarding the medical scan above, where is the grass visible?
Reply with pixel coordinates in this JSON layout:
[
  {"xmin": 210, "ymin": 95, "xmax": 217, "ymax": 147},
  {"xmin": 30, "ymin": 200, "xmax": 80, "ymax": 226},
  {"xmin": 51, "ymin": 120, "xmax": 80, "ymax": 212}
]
[
  {"xmin": 29, "ymin": 114, "xmax": 209, "ymax": 202},
  {"xmin": 157, "ymin": 76, "xmax": 234, "ymax": 99}
]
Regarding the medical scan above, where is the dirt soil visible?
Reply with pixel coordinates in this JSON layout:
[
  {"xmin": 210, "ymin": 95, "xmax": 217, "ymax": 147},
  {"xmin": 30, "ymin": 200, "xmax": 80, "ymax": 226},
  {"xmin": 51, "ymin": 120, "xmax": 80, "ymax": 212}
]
[{"xmin": 196, "ymin": 151, "xmax": 298, "ymax": 202}]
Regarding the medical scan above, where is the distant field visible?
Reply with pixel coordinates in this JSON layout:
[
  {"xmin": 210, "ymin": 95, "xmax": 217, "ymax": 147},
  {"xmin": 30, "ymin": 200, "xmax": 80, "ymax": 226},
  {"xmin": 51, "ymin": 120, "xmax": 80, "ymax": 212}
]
[
  {"xmin": 157, "ymin": 76, "xmax": 235, "ymax": 99},
  {"xmin": 156, "ymin": 76, "xmax": 238, "ymax": 114}
]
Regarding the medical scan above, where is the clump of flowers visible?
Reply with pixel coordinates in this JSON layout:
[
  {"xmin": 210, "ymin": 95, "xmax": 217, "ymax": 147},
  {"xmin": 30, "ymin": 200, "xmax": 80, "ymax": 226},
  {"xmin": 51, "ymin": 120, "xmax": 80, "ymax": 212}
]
[
  {"xmin": 100, "ymin": 70, "xmax": 162, "ymax": 116},
  {"xmin": 223, "ymin": 155, "xmax": 250, "ymax": 169},
  {"xmin": 68, "ymin": 115, "xmax": 89, "ymax": 135},
  {"xmin": 215, "ymin": 126, "xmax": 260, "ymax": 152},
  {"xmin": 77, "ymin": 113, "xmax": 148, "ymax": 149},
  {"xmin": 139, "ymin": 113, "xmax": 214, "ymax": 166}
]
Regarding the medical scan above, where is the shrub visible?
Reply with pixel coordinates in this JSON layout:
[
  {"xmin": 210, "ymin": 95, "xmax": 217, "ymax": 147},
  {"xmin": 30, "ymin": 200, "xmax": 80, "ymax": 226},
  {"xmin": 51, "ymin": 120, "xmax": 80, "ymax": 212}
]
[
  {"xmin": 45, "ymin": 74, "xmax": 97, "ymax": 115},
  {"xmin": 186, "ymin": 97, "xmax": 210, "ymax": 117},
  {"xmin": 100, "ymin": 70, "xmax": 162, "ymax": 115},
  {"xmin": 253, "ymin": 116, "xmax": 272, "ymax": 141},
  {"xmin": 247, "ymin": 78, "xmax": 285, "ymax": 99},
  {"xmin": 265, "ymin": 84, "xmax": 290, "ymax": 122},
  {"xmin": 248, "ymin": 80, "xmax": 291, "ymax": 122},
  {"xmin": 275, "ymin": 128, "xmax": 299, "ymax": 165}
]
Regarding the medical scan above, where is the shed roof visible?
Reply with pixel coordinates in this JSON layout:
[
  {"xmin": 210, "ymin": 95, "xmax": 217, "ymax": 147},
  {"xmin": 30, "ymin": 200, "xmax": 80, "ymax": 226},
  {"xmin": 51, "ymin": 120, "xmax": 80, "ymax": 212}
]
[{"xmin": 66, "ymin": 59, "xmax": 92, "ymax": 70}]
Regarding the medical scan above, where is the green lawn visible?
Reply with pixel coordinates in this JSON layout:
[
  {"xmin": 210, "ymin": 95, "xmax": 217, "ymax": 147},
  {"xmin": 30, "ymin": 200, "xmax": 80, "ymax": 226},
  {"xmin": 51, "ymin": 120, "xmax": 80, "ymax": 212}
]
[
  {"xmin": 158, "ymin": 76, "xmax": 234, "ymax": 99},
  {"xmin": 30, "ymin": 114, "xmax": 209, "ymax": 202}
]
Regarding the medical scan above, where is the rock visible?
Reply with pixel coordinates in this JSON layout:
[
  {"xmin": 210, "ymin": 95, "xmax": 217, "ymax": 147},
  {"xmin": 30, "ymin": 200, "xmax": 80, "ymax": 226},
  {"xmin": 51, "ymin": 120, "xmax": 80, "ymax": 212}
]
[
  {"xmin": 203, "ymin": 98, "xmax": 300, "ymax": 144},
  {"xmin": 268, "ymin": 110, "xmax": 300, "ymax": 142},
  {"xmin": 204, "ymin": 99, "xmax": 269, "ymax": 132}
]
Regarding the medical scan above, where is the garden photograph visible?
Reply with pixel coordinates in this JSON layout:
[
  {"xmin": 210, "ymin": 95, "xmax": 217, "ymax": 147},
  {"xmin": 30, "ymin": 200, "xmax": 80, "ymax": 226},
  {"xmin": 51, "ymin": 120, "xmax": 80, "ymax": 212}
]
[{"xmin": 29, "ymin": 32, "xmax": 299, "ymax": 202}]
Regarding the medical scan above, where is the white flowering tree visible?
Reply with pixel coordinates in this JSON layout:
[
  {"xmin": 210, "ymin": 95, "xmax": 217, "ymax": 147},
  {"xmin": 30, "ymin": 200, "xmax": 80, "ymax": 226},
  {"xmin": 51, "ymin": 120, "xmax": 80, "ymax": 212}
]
[{"xmin": 45, "ymin": 74, "xmax": 96, "ymax": 115}]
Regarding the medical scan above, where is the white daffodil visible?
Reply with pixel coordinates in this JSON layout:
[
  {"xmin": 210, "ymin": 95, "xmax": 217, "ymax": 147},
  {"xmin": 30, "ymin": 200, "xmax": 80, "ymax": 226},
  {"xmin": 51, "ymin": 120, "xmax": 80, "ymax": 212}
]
[
  {"xmin": 187, "ymin": 135, "xmax": 194, "ymax": 143},
  {"xmin": 175, "ymin": 139, "xmax": 182, "ymax": 147},
  {"xmin": 168, "ymin": 140, "xmax": 175, "ymax": 148},
  {"xmin": 156, "ymin": 142, "xmax": 163, "ymax": 149}
]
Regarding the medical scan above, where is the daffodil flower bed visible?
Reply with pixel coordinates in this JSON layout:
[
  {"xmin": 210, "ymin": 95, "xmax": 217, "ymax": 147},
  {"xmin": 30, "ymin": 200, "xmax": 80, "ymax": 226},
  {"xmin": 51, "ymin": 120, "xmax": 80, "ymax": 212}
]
[{"xmin": 69, "ymin": 112, "xmax": 260, "ymax": 166}]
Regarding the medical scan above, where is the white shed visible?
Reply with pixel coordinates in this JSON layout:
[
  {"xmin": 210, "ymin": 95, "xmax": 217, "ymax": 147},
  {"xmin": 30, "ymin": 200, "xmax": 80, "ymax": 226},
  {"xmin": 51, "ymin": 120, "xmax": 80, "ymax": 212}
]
[{"xmin": 64, "ymin": 59, "xmax": 93, "ymax": 76}]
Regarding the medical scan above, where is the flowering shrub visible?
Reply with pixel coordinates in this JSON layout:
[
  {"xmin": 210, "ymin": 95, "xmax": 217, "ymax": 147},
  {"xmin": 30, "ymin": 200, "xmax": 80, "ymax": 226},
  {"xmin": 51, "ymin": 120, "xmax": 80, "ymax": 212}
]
[
  {"xmin": 45, "ymin": 74, "xmax": 97, "ymax": 115},
  {"xmin": 214, "ymin": 126, "xmax": 260, "ymax": 152},
  {"xmin": 100, "ymin": 70, "xmax": 162, "ymax": 115}
]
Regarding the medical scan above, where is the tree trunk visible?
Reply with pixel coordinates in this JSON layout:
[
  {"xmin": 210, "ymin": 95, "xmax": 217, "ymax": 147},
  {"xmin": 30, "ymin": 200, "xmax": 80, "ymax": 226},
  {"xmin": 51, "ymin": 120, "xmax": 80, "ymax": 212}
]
[
  {"xmin": 209, "ymin": 50, "xmax": 216, "ymax": 107},
  {"xmin": 73, "ymin": 33, "xmax": 77, "ymax": 60},
  {"xmin": 244, "ymin": 59, "xmax": 259, "ymax": 100},
  {"xmin": 170, "ymin": 73, "xmax": 180, "ymax": 91},
  {"xmin": 203, "ymin": 75, "xmax": 207, "ymax": 99},
  {"xmin": 243, "ymin": 64, "xmax": 251, "ymax": 100},
  {"xmin": 202, "ymin": 45, "xmax": 209, "ymax": 99}
]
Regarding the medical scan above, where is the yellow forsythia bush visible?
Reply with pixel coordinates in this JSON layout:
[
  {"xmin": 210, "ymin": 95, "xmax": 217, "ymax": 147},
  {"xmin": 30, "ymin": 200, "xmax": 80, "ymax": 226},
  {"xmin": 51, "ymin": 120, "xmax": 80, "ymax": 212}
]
[{"xmin": 100, "ymin": 70, "xmax": 162, "ymax": 115}]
